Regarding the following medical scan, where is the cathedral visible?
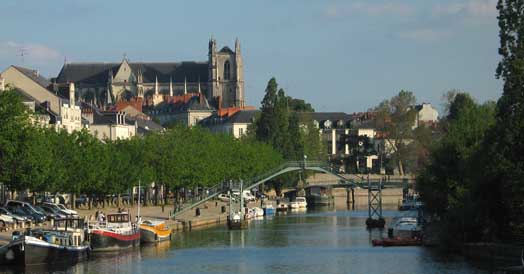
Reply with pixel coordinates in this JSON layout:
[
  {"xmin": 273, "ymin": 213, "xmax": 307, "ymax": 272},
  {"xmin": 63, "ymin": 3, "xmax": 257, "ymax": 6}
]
[{"xmin": 52, "ymin": 38, "xmax": 245, "ymax": 110}]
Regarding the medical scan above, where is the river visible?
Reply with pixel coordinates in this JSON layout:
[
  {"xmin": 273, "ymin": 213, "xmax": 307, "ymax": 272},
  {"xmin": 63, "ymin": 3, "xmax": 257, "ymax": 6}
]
[{"xmin": 3, "ymin": 208, "xmax": 490, "ymax": 274}]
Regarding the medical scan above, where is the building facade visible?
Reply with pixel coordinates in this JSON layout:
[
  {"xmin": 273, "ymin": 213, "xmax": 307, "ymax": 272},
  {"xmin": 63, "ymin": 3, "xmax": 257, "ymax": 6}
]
[
  {"xmin": 53, "ymin": 38, "xmax": 245, "ymax": 110},
  {"xmin": 0, "ymin": 66, "xmax": 83, "ymax": 133}
]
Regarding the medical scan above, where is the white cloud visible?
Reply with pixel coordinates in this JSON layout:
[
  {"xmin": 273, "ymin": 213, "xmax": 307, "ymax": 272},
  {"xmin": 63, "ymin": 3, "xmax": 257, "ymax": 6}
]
[
  {"xmin": 433, "ymin": 0, "xmax": 497, "ymax": 22},
  {"xmin": 397, "ymin": 29, "xmax": 452, "ymax": 43},
  {"xmin": 323, "ymin": 2, "xmax": 415, "ymax": 18},
  {"xmin": 0, "ymin": 41, "xmax": 62, "ymax": 63}
]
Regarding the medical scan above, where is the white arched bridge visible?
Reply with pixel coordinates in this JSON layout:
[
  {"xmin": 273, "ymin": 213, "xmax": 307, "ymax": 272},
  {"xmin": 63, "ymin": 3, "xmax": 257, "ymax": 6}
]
[{"xmin": 171, "ymin": 161, "xmax": 413, "ymax": 218}]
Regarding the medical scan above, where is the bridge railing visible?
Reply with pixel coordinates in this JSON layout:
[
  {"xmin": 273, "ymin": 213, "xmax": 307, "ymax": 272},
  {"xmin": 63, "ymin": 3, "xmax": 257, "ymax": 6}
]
[{"xmin": 171, "ymin": 160, "xmax": 409, "ymax": 218}]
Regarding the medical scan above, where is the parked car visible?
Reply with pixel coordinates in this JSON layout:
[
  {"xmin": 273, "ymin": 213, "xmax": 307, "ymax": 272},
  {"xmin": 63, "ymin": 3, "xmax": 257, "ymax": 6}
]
[
  {"xmin": 35, "ymin": 205, "xmax": 66, "ymax": 220},
  {"xmin": 232, "ymin": 190, "xmax": 256, "ymax": 202},
  {"xmin": 5, "ymin": 200, "xmax": 47, "ymax": 223},
  {"xmin": 6, "ymin": 205, "xmax": 46, "ymax": 223},
  {"xmin": 0, "ymin": 207, "xmax": 27, "ymax": 223},
  {"xmin": 218, "ymin": 194, "xmax": 236, "ymax": 202},
  {"xmin": 0, "ymin": 213, "xmax": 15, "ymax": 224},
  {"xmin": 39, "ymin": 204, "xmax": 68, "ymax": 219},
  {"xmin": 42, "ymin": 202, "xmax": 78, "ymax": 216}
]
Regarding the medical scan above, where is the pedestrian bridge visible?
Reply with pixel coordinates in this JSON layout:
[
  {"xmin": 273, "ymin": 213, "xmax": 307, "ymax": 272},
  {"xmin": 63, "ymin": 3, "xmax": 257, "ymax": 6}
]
[{"xmin": 171, "ymin": 161, "xmax": 411, "ymax": 218}]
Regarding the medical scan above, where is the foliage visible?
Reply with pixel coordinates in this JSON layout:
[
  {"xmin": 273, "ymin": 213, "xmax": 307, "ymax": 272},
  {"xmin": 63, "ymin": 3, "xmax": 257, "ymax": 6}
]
[
  {"xmin": 286, "ymin": 96, "xmax": 315, "ymax": 112},
  {"xmin": 417, "ymin": 93, "xmax": 496, "ymax": 242},
  {"xmin": 374, "ymin": 90, "xmax": 417, "ymax": 175},
  {"xmin": 0, "ymin": 87, "xmax": 283, "ymax": 203},
  {"xmin": 483, "ymin": 0, "xmax": 524, "ymax": 229}
]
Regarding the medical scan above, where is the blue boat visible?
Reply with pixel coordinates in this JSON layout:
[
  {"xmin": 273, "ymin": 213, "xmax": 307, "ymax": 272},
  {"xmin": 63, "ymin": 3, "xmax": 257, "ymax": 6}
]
[{"xmin": 262, "ymin": 203, "xmax": 275, "ymax": 216}]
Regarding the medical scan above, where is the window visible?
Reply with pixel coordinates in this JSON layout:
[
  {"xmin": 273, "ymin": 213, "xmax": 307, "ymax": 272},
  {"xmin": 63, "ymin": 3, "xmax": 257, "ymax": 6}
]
[{"xmin": 224, "ymin": 61, "xmax": 231, "ymax": 80}]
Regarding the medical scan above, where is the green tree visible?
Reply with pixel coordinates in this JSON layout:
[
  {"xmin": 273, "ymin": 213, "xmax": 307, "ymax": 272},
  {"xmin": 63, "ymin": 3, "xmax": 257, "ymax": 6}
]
[
  {"xmin": 374, "ymin": 90, "xmax": 417, "ymax": 175},
  {"xmin": 481, "ymin": 0, "xmax": 524, "ymax": 228},
  {"xmin": 417, "ymin": 93, "xmax": 496, "ymax": 243},
  {"xmin": 287, "ymin": 96, "xmax": 315, "ymax": 112}
]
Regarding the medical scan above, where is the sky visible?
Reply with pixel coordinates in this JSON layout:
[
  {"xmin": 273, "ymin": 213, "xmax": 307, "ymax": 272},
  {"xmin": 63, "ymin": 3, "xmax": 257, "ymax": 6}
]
[{"xmin": 0, "ymin": 0, "xmax": 502, "ymax": 113}]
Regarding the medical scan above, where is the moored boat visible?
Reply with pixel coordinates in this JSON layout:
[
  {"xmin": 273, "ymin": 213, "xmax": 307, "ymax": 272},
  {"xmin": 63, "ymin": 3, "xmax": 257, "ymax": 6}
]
[
  {"xmin": 0, "ymin": 218, "xmax": 89, "ymax": 266},
  {"xmin": 276, "ymin": 199, "xmax": 289, "ymax": 212},
  {"xmin": 88, "ymin": 213, "xmax": 140, "ymax": 252},
  {"xmin": 227, "ymin": 212, "xmax": 247, "ymax": 230},
  {"xmin": 290, "ymin": 197, "xmax": 307, "ymax": 209},
  {"xmin": 392, "ymin": 216, "xmax": 421, "ymax": 238},
  {"xmin": 262, "ymin": 203, "xmax": 275, "ymax": 216},
  {"xmin": 372, "ymin": 237, "xmax": 422, "ymax": 247},
  {"xmin": 139, "ymin": 220, "xmax": 171, "ymax": 243},
  {"xmin": 252, "ymin": 207, "xmax": 264, "ymax": 217}
]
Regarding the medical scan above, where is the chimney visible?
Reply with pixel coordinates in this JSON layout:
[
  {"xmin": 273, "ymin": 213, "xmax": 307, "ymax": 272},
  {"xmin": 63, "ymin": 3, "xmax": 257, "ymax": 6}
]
[{"xmin": 69, "ymin": 82, "xmax": 75, "ymax": 107}]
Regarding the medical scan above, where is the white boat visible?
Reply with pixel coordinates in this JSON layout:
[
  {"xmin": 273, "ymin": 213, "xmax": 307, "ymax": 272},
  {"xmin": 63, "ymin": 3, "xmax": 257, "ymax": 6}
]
[
  {"xmin": 251, "ymin": 207, "xmax": 264, "ymax": 217},
  {"xmin": 392, "ymin": 216, "xmax": 420, "ymax": 238},
  {"xmin": 290, "ymin": 197, "xmax": 307, "ymax": 209}
]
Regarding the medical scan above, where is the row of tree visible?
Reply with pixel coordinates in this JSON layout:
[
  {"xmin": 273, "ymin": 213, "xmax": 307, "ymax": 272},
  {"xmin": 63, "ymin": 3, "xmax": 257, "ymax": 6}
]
[
  {"xmin": 417, "ymin": 0, "xmax": 524, "ymax": 246},
  {"xmin": 0, "ymin": 88, "xmax": 283, "ymax": 208}
]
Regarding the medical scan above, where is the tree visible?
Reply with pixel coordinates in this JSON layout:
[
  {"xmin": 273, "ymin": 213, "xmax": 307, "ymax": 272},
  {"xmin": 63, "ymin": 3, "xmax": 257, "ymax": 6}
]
[
  {"xmin": 417, "ymin": 93, "xmax": 496, "ymax": 243},
  {"xmin": 374, "ymin": 90, "xmax": 417, "ymax": 175},
  {"xmin": 0, "ymin": 88, "xmax": 33, "ymax": 194},
  {"xmin": 482, "ymin": 0, "xmax": 524, "ymax": 228},
  {"xmin": 287, "ymin": 96, "xmax": 315, "ymax": 112}
]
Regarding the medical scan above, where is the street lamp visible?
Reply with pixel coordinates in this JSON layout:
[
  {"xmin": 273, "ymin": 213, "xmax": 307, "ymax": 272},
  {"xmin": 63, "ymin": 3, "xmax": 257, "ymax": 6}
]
[{"xmin": 303, "ymin": 155, "xmax": 307, "ymax": 168}]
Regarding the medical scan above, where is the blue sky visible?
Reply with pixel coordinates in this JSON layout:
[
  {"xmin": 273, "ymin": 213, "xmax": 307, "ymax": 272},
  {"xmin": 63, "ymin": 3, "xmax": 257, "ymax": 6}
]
[{"xmin": 0, "ymin": 0, "xmax": 501, "ymax": 113}]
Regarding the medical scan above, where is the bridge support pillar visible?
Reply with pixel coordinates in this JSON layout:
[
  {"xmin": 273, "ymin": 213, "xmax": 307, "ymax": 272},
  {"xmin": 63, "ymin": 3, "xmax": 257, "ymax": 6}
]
[
  {"xmin": 366, "ymin": 178, "xmax": 384, "ymax": 228},
  {"xmin": 346, "ymin": 187, "xmax": 355, "ymax": 209}
]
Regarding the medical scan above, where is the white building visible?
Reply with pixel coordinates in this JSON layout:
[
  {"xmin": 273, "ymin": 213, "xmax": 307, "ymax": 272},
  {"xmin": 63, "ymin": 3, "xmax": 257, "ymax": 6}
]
[
  {"xmin": 413, "ymin": 103, "xmax": 438, "ymax": 128},
  {"xmin": 0, "ymin": 66, "xmax": 83, "ymax": 133}
]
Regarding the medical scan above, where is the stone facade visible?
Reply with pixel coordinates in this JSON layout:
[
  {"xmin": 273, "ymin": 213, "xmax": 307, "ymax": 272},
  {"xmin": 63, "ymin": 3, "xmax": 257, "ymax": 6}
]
[
  {"xmin": 1, "ymin": 66, "xmax": 83, "ymax": 133},
  {"xmin": 53, "ymin": 38, "xmax": 245, "ymax": 110}
]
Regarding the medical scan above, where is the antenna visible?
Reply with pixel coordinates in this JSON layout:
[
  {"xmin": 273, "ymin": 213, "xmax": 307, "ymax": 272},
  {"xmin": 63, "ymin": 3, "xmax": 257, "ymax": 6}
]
[{"xmin": 17, "ymin": 47, "xmax": 28, "ymax": 64}]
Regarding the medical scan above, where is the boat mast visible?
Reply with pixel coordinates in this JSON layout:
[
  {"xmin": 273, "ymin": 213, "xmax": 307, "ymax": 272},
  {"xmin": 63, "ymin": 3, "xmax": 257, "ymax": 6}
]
[{"xmin": 137, "ymin": 179, "xmax": 141, "ymax": 223}]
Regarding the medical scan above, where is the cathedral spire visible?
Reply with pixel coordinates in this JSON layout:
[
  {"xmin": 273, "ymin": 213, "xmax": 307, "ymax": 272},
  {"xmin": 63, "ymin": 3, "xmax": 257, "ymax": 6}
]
[
  {"xmin": 155, "ymin": 75, "xmax": 159, "ymax": 95},
  {"xmin": 198, "ymin": 77, "xmax": 201, "ymax": 94},
  {"xmin": 184, "ymin": 76, "xmax": 187, "ymax": 95},
  {"xmin": 235, "ymin": 37, "xmax": 241, "ymax": 54},
  {"xmin": 169, "ymin": 77, "xmax": 173, "ymax": 97}
]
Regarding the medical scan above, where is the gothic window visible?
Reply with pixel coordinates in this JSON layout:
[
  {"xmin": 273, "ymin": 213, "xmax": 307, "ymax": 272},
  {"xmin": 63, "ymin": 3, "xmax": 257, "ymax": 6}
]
[{"xmin": 224, "ymin": 61, "xmax": 231, "ymax": 80}]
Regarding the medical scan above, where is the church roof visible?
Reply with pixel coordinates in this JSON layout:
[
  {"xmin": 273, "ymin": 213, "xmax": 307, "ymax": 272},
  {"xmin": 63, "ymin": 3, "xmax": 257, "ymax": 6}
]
[
  {"xmin": 55, "ymin": 61, "xmax": 208, "ymax": 84},
  {"xmin": 219, "ymin": 46, "xmax": 234, "ymax": 54}
]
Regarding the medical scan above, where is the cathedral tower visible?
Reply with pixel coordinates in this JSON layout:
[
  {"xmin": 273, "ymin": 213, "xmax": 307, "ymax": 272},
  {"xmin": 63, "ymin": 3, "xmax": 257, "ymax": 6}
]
[{"xmin": 208, "ymin": 37, "xmax": 245, "ymax": 108}]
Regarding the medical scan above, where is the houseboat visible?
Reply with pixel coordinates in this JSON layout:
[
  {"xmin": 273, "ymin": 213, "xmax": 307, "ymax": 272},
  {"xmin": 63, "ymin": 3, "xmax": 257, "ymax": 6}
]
[
  {"xmin": 0, "ymin": 218, "xmax": 89, "ymax": 266},
  {"xmin": 88, "ymin": 212, "xmax": 140, "ymax": 252}
]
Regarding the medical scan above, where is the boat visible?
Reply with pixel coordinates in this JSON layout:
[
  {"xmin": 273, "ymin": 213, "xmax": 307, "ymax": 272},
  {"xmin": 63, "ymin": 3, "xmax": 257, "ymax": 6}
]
[
  {"xmin": 139, "ymin": 220, "xmax": 171, "ymax": 243},
  {"xmin": 276, "ymin": 199, "xmax": 289, "ymax": 212},
  {"xmin": 262, "ymin": 203, "xmax": 275, "ymax": 216},
  {"xmin": 251, "ymin": 207, "xmax": 264, "ymax": 217},
  {"xmin": 290, "ymin": 197, "xmax": 307, "ymax": 209},
  {"xmin": 227, "ymin": 212, "xmax": 247, "ymax": 230},
  {"xmin": 398, "ymin": 195, "xmax": 424, "ymax": 211},
  {"xmin": 0, "ymin": 218, "xmax": 89, "ymax": 266},
  {"xmin": 372, "ymin": 237, "xmax": 422, "ymax": 247},
  {"xmin": 88, "ymin": 212, "xmax": 140, "ymax": 252},
  {"xmin": 392, "ymin": 216, "xmax": 420, "ymax": 238},
  {"xmin": 305, "ymin": 186, "xmax": 334, "ymax": 207}
]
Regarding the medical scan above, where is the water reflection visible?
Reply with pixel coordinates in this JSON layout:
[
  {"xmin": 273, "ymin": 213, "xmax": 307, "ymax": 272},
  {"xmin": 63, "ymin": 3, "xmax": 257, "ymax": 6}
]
[{"xmin": 0, "ymin": 207, "xmax": 493, "ymax": 274}]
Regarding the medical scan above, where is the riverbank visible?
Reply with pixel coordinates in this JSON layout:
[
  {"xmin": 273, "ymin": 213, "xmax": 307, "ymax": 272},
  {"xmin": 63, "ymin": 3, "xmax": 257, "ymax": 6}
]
[{"xmin": 0, "ymin": 191, "xmax": 403, "ymax": 246}]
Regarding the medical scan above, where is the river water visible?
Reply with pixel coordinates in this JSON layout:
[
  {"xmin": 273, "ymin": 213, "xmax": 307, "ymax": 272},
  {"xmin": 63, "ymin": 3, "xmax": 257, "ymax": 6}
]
[{"xmin": 3, "ymin": 208, "xmax": 491, "ymax": 274}]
